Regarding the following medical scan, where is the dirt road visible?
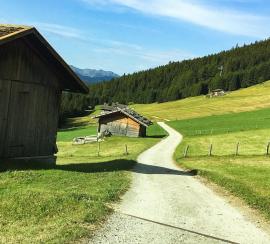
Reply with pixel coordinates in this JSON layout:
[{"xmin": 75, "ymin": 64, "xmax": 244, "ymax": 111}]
[{"xmin": 90, "ymin": 122, "xmax": 270, "ymax": 243}]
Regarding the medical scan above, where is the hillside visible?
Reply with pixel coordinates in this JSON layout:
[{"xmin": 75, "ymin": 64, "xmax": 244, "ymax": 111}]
[
  {"xmin": 70, "ymin": 65, "xmax": 119, "ymax": 84},
  {"xmin": 131, "ymin": 80, "xmax": 270, "ymax": 121},
  {"xmin": 88, "ymin": 39, "xmax": 270, "ymax": 105},
  {"xmin": 169, "ymin": 107, "xmax": 270, "ymax": 221}
]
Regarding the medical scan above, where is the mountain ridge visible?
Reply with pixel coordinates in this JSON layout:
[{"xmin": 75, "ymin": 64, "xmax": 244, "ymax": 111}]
[{"xmin": 70, "ymin": 65, "xmax": 119, "ymax": 84}]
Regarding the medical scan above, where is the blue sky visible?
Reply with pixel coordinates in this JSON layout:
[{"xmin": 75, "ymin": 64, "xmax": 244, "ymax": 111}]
[{"xmin": 1, "ymin": 0, "xmax": 270, "ymax": 74}]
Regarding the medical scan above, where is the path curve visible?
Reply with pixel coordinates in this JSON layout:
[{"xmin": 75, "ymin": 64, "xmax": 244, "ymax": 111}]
[{"xmin": 90, "ymin": 122, "xmax": 270, "ymax": 244}]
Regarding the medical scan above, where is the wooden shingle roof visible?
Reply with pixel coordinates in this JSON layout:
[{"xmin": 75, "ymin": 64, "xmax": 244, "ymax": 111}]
[
  {"xmin": 0, "ymin": 24, "xmax": 89, "ymax": 94},
  {"xmin": 94, "ymin": 105, "xmax": 153, "ymax": 127},
  {"xmin": 0, "ymin": 25, "xmax": 31, "ymax": 39}
]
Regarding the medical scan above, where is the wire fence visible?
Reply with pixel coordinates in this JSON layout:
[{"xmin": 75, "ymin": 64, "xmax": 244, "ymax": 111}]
[
  {"xmin": 182, "ymin": 141, "xmax": 270, "ymax": 157},
  {"xmin": 185, "ymin": 125, "xmax": 266, "ymax": 137}
]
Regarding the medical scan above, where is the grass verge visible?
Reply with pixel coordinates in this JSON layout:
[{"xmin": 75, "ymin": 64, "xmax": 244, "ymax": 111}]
[
  {"xmin": 0, "ymin": 123, "xmax": 165, "ymax": 243},
  {"xmin": 168, "ymin": 109, "xmax": 270, "ymax": 220}
]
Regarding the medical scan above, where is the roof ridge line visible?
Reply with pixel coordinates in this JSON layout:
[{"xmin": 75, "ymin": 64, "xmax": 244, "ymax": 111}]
[{"xmin": 0, "ymin": 25, "xmax": 34, "ymax": 41}]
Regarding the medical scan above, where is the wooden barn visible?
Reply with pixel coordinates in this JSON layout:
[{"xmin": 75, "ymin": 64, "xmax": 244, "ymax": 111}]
[
  {"xmin": 94, "ymin": 104, "xmax": 152, "ymax": 137},
  {"xmin": 0, "ymin": 24, "xmax": 88, "ymax": 163}
]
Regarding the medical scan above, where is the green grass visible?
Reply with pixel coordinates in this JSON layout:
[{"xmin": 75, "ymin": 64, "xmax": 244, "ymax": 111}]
[
  {"xmin": 174, "ymin": 129, "xmax": 270, "ymax": 157},
  {"xmin": 169, "ymin": 107, "xmax": 270, "ymax": 137},
  {"xmin": 132, "ymin": 80, "xmax": 270, "ymax": 121},
  {"xmin": 181, "ymin": 156, "xmax": 270, "ymax": 219},
  {"xmin": 57, "ymin": 126, "xmax": 97, "ymax": 142},
  {"xmin": 0, "ymin": 123, "xmax": 164, "ymax": 243},
  {"xmin": 168, "ymin": 109, "xmax": 270, "ymax": 220},
  {"xmin": 147, "ymin": 122, "xmax": 168, "ymax": 138}
]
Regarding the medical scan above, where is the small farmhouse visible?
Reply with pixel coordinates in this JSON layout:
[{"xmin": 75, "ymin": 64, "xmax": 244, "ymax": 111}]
[
  {"xmin": 94, "ymin": 104, "xmax": 152, "ymax": 137},
  {"xmin": 207, "ymin": 89, "xmax": 226, "ymax": 98},
  {"xmin": 206, "ymin": 89, "xmax": 226, "ymax": 98},
  {"xmin": 0, "ymin": 24, "xmax": 88, "ymax": 163}
]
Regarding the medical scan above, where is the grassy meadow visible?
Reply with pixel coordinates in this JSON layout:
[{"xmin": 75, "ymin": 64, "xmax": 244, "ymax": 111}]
[
  {"xmin": 0, "ymin": 121, "xmax": 165, "ymax": 243},
  {"xmin": 2, "ymin": 79, "xmax": 270, "ymax": 243},
  {"xmin": 132, "ymin": 80, "xmax": 270, "ymax": 121},
  {"xmin": 168, "ymin": 108, "xmax": 270, "ymax": 219}
]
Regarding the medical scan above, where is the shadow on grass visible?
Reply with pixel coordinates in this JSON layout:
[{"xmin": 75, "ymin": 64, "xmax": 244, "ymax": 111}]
[
  {"xmin": 0, "ymin": 159, "xmax": 196, "ymax": 176},
  {"xmin": 58, "ymin": 124, "xmax": 97, "ymax": 132},
  {"xmin": 59, "ymin": 111, "xmax": 95, "ymax": 129},
  {"xmin": 146, "ymin": 135, "xmax": 167, "ymax": 139}
]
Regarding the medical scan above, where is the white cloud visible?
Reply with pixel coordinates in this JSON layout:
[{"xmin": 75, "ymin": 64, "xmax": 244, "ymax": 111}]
[
  {"xmin": 34, "ymin": 22, "xmax": 145, "ymax": 51},
  {"xmin": 92, "ymin": 44, "xmax": 194, "ymax": 72},
  {"xmin": 32, "ymin": 21, "xmax": 194, "ymax": 73},
  {"xmin": 33, "ymin": 22, "xmax": 85, "ymax": 39},
  {"xmin": 81, "ymin": 0, "xmax": 270, "ymax": 38}
]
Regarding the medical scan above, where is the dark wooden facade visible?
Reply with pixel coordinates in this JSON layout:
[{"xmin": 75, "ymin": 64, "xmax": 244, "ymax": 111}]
[{"xmin": 0, "ymin": 25, "xmax": 88, "ymax": 161}]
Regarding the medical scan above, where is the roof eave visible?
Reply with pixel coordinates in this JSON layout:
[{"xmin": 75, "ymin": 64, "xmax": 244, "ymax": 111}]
[
  {"xmin": 0, "ymin": 25, "xmax": 89, "ymax": 94},
  {"xmin": 93, "ymin": 109, "xmax": 152, "ymax": 127},
  {"xmin": 31, "ymin": 28, "xmax": 89, "ymax": 94}
]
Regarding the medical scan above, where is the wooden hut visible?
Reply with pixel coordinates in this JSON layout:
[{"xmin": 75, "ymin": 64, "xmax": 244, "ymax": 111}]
[
  {"xmin": 94, "ymin": 105, "xmax": 152, "ymax": 137},
  {"xmin": 0, "ymin": 24, "xmax": 89, "ymax": 163},
  {"xmin": 209, "ymin": 89, "xmax": 225, "ymax": 97}
]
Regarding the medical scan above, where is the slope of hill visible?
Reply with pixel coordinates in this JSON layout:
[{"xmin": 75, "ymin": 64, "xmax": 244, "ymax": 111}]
[
  {"xmin": 70, "ymin": 65, "xmax": 119, "ymax": 84},
  {"xmin": 168, "ymin": 107, "xmax": 270, "ymax": 222},
  {"xmin": 88, "ymin": 39, "xmax": 270, "ymax": 105},
  {"xmin": 131, "ymin": 80, "xmax": 270, "ymax": 121}
]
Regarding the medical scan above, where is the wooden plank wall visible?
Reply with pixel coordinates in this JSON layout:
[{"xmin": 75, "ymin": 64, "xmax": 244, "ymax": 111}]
[
  {"xmin": 139, "ymin": 125, "xmax": 146, "ymax": 137},
  {"xmin": 0, "ymin": 38, "xmax": 61, "ymax": 158},
  {"xmin": 99, "ymin": 113, "xmax": 143, "ymax": 137},
  {"xmin": 126, "ymin": 117, "xmax": 140, "ymax": 137},
  {"xmin": 0, "ymin": 39, "xmax": 60, "ymax": 89},
  {"xmin": 3, "ymin": 82, "xmax": 60, "ymax": 158},
  {"xmin": 0, "ymin": 79, "xmax": 11, "ymax": 157}
]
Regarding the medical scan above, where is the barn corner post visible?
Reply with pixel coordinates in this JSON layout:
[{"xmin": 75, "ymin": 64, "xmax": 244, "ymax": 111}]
[{"xmin": 0, "ymin": 24, "xmax": 89, "ymax": 165}]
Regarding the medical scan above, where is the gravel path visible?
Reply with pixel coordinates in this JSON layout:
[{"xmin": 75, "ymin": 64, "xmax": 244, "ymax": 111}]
[{"xmin": 90, "ymin": 122, "xmax": 270, "ymax": 244}]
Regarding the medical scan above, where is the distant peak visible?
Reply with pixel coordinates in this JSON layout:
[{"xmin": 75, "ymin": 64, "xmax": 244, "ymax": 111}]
[{"xmin": 70, "ymin": 65, "xmax": 119, "ymax": 84}]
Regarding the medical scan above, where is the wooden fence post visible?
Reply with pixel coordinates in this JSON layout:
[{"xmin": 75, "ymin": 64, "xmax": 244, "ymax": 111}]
[
  {"xmin": 209, "ymin": 144, "xmax": 213, "ymax": 156},
  {"xmin": 125, "ymin": 144, "xmax": 128, "ymax": 155},
  {"xmin": 266, "ymin": 142, "xmax": 270, "ymax": 156},
  {"xmin": 235, "ymin": 142, "xmax": 239, "ymax": 156},
  {"xmin": 184, "ymin": 145, "xmax": 189, "ymax": 158},
  {"xmin": 98, "ymin": 142, "xmax": 100, "ymax": 156}
]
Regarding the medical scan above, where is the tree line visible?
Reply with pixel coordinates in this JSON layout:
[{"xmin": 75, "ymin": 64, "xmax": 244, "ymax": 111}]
[{"xmin": 60, "ymin": 38, "xmax": 270, "ymax": 122}]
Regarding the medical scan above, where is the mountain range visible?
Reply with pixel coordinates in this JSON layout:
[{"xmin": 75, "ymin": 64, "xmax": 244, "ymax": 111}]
[{"xmin": 70, "ymin": 65, "xmax": 119, "ymax": 84}]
